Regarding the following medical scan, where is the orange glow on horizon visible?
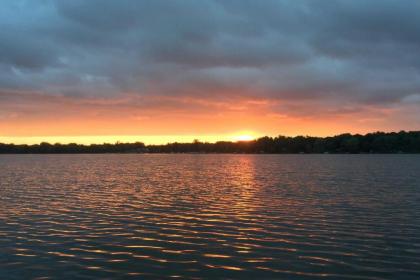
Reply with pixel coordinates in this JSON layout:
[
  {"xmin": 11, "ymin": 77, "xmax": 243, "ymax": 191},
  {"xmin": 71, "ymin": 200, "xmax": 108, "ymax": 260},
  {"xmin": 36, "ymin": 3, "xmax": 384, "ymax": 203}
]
[
  {"xmin": 1, "ymin": 90, "xmax": 419, "ymax": 145},
  {"xmin": 1, "ymin": 93, "xmax": 419, "ymax": 145},
  {"xmin": 0, "ymin": 134, "xmax": 262, "ymax": 145}
]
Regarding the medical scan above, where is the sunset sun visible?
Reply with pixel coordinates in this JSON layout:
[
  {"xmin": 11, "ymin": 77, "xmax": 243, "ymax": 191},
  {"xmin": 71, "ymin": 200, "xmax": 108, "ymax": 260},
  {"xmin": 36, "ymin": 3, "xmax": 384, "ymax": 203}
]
[{"xmin": 234, "ymin": 135, "xmax": 255, "ymax": 142}]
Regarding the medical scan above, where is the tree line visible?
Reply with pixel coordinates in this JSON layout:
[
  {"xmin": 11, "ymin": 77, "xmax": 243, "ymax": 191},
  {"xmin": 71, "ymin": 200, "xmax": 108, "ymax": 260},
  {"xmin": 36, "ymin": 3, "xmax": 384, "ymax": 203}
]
[{"xmin": 1, "ymin": 131, "xmax": 420, "ymax": 154}]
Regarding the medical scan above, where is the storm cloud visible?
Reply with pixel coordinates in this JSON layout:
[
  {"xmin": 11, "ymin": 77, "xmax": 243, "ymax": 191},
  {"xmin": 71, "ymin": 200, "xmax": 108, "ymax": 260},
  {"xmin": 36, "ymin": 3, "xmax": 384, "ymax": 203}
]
[{"xmin": 1, "ymin": 0, "xmax": 420, "ymax": 136}]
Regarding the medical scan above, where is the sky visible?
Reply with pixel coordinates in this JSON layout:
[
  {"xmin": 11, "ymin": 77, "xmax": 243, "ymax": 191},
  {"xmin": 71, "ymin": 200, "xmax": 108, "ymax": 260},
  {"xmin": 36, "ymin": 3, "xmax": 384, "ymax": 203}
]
[{"xmin": 1, "ymin": 0, "xmax": 420, "ymax": 144}]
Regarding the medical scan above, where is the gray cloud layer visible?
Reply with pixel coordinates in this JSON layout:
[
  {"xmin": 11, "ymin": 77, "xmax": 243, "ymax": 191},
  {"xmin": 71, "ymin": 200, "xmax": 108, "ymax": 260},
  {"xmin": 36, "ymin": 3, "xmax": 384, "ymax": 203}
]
[{"xmin": 1, "ymin": 0, "xmax": 420, "ymax": 113}]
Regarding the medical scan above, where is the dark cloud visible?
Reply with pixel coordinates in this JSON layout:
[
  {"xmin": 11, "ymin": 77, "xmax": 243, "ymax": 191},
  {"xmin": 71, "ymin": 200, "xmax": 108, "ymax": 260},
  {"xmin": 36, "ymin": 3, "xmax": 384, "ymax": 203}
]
[{"xmin": 0, "ymin": 0, "xmax": 420, "ymax": 113}]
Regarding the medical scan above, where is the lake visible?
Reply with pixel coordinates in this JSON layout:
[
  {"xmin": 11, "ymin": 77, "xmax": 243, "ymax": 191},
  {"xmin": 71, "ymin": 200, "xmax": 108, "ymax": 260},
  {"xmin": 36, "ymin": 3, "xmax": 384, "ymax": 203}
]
[{"xmin": 0, "ymin": 154, "xmax": 419, "ymax": 279}]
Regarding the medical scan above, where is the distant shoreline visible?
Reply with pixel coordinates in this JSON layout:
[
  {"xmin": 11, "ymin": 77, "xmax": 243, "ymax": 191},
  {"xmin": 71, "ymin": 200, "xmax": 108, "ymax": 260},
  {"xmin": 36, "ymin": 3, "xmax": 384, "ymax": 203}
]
[
  {"xmin": 1, "ymin": 131, "xmax": 419, "ymax": 154},
  {"xmin": 0, "ymin": 152, "xmax": 418, "ymax": 155}
]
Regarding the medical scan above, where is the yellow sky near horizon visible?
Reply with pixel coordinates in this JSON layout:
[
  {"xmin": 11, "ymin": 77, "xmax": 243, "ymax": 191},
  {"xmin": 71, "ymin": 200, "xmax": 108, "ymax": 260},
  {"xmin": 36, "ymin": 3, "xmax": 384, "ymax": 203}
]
[{"xmin": 0, "ymin": 132, "xmax": 261, "ymax": 145}]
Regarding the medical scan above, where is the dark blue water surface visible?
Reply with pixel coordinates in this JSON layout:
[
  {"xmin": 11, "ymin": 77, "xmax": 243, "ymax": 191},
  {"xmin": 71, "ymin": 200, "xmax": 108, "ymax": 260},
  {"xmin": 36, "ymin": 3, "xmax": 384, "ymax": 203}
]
[{"xmin": 1, "ymin": 154, "xmax": 419, "ymax": 279}]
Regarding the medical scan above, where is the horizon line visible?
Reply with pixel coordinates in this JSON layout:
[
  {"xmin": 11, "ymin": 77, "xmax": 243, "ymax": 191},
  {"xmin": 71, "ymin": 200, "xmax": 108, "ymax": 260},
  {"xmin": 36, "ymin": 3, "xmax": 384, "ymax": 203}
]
[{"xmin": 1, "ymin": 130, "xmax": 418, "ymax": 146}]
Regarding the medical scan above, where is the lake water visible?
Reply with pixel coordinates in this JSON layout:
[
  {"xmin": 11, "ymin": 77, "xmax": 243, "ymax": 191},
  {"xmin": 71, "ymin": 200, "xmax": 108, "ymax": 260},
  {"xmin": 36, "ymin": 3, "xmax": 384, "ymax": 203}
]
[{"xmin": 0, "ymin": 154, "xmax": 419, "ymax": 279}]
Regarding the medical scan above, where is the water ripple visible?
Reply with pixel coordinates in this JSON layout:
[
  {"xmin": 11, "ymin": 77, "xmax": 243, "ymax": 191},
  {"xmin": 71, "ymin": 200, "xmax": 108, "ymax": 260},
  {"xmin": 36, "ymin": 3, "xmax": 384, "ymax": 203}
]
[{"xmin": 0, "ymin": 154, "xmax": 420, "ymax": 279}]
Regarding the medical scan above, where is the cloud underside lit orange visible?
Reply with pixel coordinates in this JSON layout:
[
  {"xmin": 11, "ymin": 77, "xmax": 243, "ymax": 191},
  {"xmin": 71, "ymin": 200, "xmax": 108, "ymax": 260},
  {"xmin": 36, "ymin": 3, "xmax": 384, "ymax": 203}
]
[{"xmin": 1, "ymin": 91, "xmax": 419, "ymax": 144}]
